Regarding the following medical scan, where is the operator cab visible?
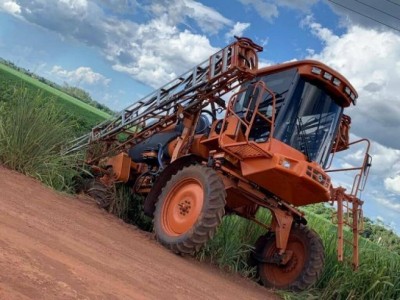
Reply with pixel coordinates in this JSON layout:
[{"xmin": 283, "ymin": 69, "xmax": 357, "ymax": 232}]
[{"xmin": 234, "ymin": 62, "xmax": 355, "ymax": 168}]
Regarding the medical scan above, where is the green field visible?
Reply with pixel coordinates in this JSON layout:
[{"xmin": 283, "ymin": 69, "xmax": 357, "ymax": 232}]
[{"xmin": 0, "ymin": 62, "xmax": 110, "ymax": 133}]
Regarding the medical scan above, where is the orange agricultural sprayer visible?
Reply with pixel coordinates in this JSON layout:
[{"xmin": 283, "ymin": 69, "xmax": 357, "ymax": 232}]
[{"xmin": 65, "ymin": 37, "xmax": 372, "ymax": 291}]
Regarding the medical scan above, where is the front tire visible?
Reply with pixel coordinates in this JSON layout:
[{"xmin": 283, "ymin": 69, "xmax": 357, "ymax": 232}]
[{"xmin": 154, "ymin": 165, "xmax": 226, "ymax": 254}]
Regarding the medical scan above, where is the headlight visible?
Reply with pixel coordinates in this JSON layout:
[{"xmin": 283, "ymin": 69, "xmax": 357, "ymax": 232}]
[{"xmin": 281, "ymin": 160, "xmax": 291, "ymax": 169}]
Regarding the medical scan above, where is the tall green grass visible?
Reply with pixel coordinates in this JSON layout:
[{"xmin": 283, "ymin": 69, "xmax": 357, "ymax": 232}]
[
  {"xmin": 0, "ymin": 87, "xmax": 79, "ymax": 191},
  {"xmin": 197, "ymin": 212, "xmax": 269, "ymax": 277},
  {"xmin": 196, "ymin": 208, "xmax": 400, "ymax": 299},
  {"xmin": 109, "ymin": 184, "xmax": 153, "ymax": 231},
  {"xmin": 295, "ymin": 213, "xmax": 400, "ymax": 300}
]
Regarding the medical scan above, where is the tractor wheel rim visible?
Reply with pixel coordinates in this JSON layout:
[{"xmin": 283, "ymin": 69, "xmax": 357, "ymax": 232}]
[
  {"xmin": 261, "ymin": 237, "xmax": 306, "ymax": 287},
  {"xmin": 161, "ymin": 178, "xmax": 204, "ymax": 236}
]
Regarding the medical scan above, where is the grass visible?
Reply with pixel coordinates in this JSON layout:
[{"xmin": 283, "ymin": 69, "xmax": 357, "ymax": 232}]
[
  {"xmin": 284, "ymin": 212, "xmax": 400, "ymax": 299},
  {"xmin": 0, "ymin": 62, "xmax": 110, "ymax": 133},
  {"xmin": 195, "ymin": 209, "xmax": 400, "ymax": 300},
  {"xmin": 0, "ymin": 87, "xmax": 80, "ymax": 191},
  {"xmin": 109, "ymin": 184, "xmax": 153, "ymax": 232}
]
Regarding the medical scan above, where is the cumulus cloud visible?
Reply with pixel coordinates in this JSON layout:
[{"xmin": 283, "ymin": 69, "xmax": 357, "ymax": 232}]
[
  {"xmin": 4, "ymin": 0, "xmax": 227, "ymax": 87},
  {"xmin": 278, "ymin": 0, "xmax": 319, "ymax": 10},
  {"xmin": 51, "ymin": 65, "xmax": 111, "ymax": 86},
  {"xmin": 326, "ymin": 0, "xmax": 400, "ymax": 32},
  {"xmin": 98, "ymin": 0, "xmax": 138, "ymax": 15},
  {"xmin": 238, "ymin": 0, "xmax": 279, "ymax": 22},
  {"xmin": 0, "ymin": 0, "xmax": 21, "ymax": 15},
  {"xmin": 183, "ymin": 0, "xmax": 233, "ymax": 34},
  {"xmin": 384, "ymin": 175, "xmax": 400, "ymax": 194},
  {"xmin": 238, "ymin": 0, "xmax": 318, "ymax": 22},
  {"xmin": 225, "ymin": 22, "xmax": 251, "ymax": 41},
  {"xmin": 375, "ymin": 197, "xmax": 400, "ymax": 213},
  {"xmin": 304, "ymin": 17, "xmax": 400, "ymax": 150},
  {"xmin": 112, "ymin": 28, "xmax": 217, "ymax": 87},
  {"xmin": 145, "ymin": 0, "xmax": 232, "ymax": 34}
]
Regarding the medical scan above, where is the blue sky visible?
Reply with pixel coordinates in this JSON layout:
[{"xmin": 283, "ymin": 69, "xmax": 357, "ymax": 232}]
[{"xmin": 0, "ymin": 0, "xmax": 399, "ymax": 234}]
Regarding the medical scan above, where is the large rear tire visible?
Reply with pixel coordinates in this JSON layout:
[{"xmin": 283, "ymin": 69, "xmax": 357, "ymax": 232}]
[
  {"xmin": 154, "ymin": 165, "xmax": 226, "ymax": 254},
  {"xmin": 258, "ymin": 224, "xmax": 325, "ymax": 291}
]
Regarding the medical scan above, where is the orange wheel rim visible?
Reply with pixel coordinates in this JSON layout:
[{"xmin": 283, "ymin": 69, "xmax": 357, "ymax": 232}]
[
  {"xmin": 161, "ymin": 178, "xmax": 204, "ymax": 236},
  {"xmin": 260, "ymin": 237, "xmax": 306, "ymax": 287}
]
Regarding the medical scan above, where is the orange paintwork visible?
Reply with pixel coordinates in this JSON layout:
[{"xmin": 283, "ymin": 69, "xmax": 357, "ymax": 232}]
[
  {"xmin": 255, "ymin": 60, "xmax": 357, "ymax": 108},
  {"xmin": 189, "ymin": 134, "xmax": 210, "ymax": 158},
  {"xmin": 161, "ymin": 178, "xmax": 204, "ymax": 236},
  {"xmin": 106, "ymin": 152, "xmax": 132, "ymax": 182},
  {"xmin": 332, "ymin": 114, "xmax": 351, "ymax": 153},
  {"xmin": 241, "ymin": 155, "xmax": 331, "ymax": 206},
  {"xmin": 238, "ymin": 139, "xmax": 330, "ymax": 205}
]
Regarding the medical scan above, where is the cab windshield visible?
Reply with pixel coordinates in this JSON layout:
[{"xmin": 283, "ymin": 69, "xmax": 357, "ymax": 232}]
[
  {"xmin": 274, "ymin": 78, "xmax": 343, "ymax": 166},
  {"xmin": 234, "ymin": 68, "xmax": 343, "ymax": 167}
]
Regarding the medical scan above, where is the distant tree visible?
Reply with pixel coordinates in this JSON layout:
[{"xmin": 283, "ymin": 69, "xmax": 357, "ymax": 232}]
[{"xmin": 62, "ymin": 84, "xmax": 93, "ymax": 102}]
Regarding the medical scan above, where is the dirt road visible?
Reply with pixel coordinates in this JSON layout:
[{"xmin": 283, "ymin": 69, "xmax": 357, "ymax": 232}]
[{"xmin": 0, "ymin": 167, "xmax": 276, "ymax": 300}]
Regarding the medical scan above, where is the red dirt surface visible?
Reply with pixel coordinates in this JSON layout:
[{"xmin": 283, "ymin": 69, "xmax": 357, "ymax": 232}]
[{"xmin": 0, "ymin": 167, "xmax": 277, "ymax": 300}]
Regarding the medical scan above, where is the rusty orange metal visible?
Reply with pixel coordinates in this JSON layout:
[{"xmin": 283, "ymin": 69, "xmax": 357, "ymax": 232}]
[{"xmin": 106, "ymin": 152, "xmax": 132, "ymax": 182}]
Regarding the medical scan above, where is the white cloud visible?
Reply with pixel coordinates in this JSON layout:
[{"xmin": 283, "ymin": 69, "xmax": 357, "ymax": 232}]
[
  {"xmin": 384, "ymin": 175, "xmax": 400, "ymax": 194},
  {"xmin": 0, "ymin": 0, "xmax": 21, "ymax": 15},
  {"xmin": 238, "ymin": 0, "xmax": 318, "ymax": 22},
  {"xmin": 5, "ymin": 0, "xmax": 228, "ymax": 87},
  {"xmin": 304, "ymin": 17, "xmax": 400, "ymax": 150},
  {"xmin": 51, "ymin": 65, "xmax": 111, "ymax": 86},
  {"xmin": 98, "ymin": 0, "xmax": 138, "ymax": 15},
  {"xmin": 278, "ymin": 0, "xmax": 319, "ymax": 10},
  {"xmin": 145, "ymin": 0, "xmax": 232, "ymax": 34},
  {"xmin": 375, "ymin": 197, "xmax": 400, "ymax": 213},
  {"xmin": 183, "ymin": 0, "xmax": 232, "ymax": 34},
  {"xmin": 238, "ymin": 0, "xmax": 279, "ymax": 22},
  {"xmin": 111, "ymin": 26, "xmax": 217, "ymax": 87},
  {"xmin": 368, "ymin": 143, "xmax": 400, "ymax": 176},
  {"xmin": 225, "ymin": 22, "xmax": 251, "ymax": 41},
  {"xmin": 302, "ymin": 15, "xmax": 339, "ymax": 44}
]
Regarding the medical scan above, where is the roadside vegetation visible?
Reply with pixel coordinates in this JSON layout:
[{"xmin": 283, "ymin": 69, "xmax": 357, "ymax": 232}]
[
  {"xmin": 1, "ymin": 64, "xmax": 399, "ymax": 300},
  {"xmin": 0, "ymin": 87, "xmax": 79, "ymax": 191},
  {"xmin": 195, "ymin": 207, "xmax": 400, "ymax": 300}
]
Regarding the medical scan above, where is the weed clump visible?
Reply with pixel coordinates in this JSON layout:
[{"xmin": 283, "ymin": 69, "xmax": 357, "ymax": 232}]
[{"xmin": 0, "ymin": 87, "xmax": 78, "ymax": 191}]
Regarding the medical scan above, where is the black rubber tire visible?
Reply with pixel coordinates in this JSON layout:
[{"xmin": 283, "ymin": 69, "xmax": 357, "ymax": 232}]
[
  {"xmin": 248, "ymin": 232, "xmax": 274, "ymax": 268},
  {"xmin": 86, "ymin": 179, "xmax": 114, "ymax": 209},
  {"xmin": 258, "ymin": 224, "xmax": 325, "ymax": 291},
  {"xmin": 154, "ymin": 165, "xmax": 226, "ymax": 254}
]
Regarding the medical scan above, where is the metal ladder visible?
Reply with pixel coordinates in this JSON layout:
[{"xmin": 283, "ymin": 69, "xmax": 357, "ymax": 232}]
[
  {"xmin": 64, "ymin": 37, "xmax": 263, "ymax": 158},
  {"xmin": 328, "ymin": 139, "xmax": 372, "ymax": 269}
]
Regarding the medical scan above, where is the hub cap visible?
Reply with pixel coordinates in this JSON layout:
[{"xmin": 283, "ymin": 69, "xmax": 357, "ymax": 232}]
[{"xmin": 161, "ymin": 178, "xmax": 204, "ymax": 236}]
